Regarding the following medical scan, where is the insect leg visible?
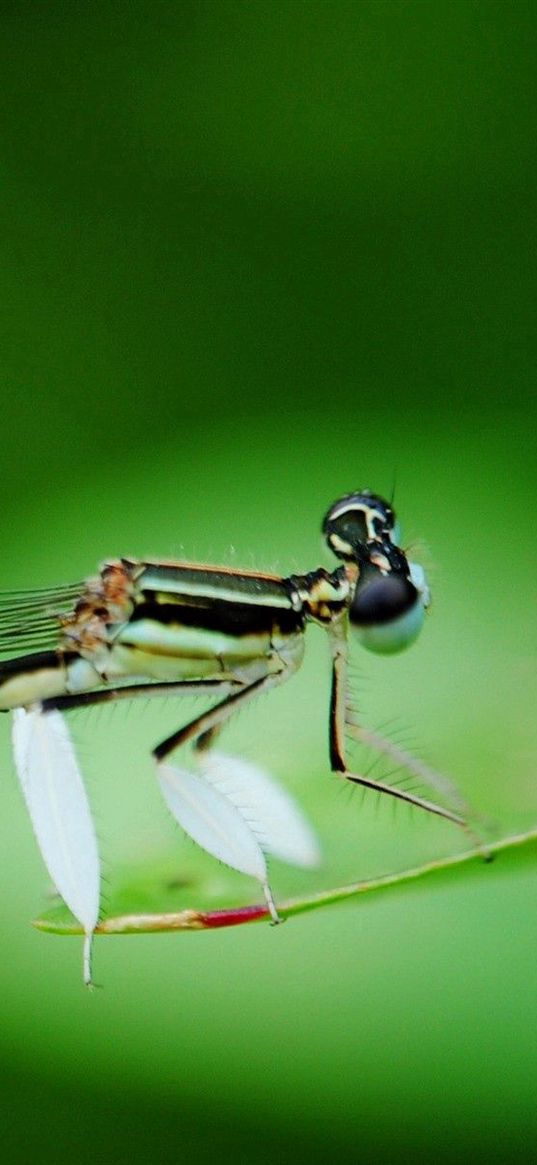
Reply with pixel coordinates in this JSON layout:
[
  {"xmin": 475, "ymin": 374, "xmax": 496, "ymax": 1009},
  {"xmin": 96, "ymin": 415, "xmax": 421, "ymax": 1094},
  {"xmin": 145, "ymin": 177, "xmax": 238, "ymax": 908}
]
[
  {"xmin": 152, "ymin": 672, "xmax": 286, "ymax": 762},
  {"xmin": 41, "ymin": 678, "xmax": 234, "ymax": 713},
  {"xmin": 328, "ymin": 624, "xmax": 468, "ymax": 829}
]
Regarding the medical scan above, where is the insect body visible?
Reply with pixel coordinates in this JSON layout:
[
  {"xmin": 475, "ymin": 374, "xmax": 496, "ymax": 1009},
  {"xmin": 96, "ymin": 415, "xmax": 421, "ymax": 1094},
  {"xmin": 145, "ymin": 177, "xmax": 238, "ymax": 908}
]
[{"xmin": 2, "ymin": 491, "xmax": 467, "ymax": 983}]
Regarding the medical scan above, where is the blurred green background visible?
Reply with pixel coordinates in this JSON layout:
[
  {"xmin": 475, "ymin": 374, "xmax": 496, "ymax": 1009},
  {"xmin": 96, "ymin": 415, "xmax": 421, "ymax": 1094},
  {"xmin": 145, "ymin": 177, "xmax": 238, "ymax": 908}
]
[{"xmin": 1, "ymin": 2, "xmax": 536, "ymax": 1161}]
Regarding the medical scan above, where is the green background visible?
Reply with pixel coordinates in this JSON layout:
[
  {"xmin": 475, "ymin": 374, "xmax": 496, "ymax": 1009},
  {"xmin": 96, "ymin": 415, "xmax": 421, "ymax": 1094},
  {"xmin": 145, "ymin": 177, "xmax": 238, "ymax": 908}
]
[{"xmin": 1, "ymin": 2, "xmax": 536, "ymax": 1161}]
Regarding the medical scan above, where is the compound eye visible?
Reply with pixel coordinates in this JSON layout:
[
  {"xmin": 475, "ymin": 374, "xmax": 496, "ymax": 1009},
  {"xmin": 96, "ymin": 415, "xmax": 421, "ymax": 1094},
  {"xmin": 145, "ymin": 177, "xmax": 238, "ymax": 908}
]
[
  {"xmin": 350, "ymin": 574, "xmax": 425, "ymax": 654},
  {"xmin": 350, "ymin": 574, "xmax": 416, "ymax": 627}
]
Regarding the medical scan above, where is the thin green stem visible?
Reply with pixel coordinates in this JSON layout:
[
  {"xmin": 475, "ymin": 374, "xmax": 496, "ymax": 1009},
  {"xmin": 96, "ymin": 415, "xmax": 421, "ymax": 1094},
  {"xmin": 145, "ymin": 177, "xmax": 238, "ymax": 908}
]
[{"xmin": 33, "ymin": 826, "xmax": 537, "ymax": 937}]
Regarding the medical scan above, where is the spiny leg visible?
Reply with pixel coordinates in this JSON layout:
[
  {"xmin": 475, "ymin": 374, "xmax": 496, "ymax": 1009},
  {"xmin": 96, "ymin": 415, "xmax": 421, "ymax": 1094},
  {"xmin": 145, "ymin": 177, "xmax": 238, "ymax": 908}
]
[
  {"xmin": 328, "ymin": 624, "xmax": 471, "ymax": 832},
  {"xmin": 151, "ymin": 673, "xmax": 284, "ymax": 760},
  {"xmin": 344, "ymin": 713, "xmax": 474, "ymax": 820},
  {"xmin": 42, "ymin": 677, "xmax": 235, "ymax": 714}
]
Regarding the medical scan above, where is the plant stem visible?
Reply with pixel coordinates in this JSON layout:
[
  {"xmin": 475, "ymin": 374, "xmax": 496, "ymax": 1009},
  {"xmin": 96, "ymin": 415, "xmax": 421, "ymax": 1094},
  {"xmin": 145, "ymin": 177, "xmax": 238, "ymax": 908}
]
[{"xmin": 33, "ymin": 826, "xmax": 537, "ymax": 937}]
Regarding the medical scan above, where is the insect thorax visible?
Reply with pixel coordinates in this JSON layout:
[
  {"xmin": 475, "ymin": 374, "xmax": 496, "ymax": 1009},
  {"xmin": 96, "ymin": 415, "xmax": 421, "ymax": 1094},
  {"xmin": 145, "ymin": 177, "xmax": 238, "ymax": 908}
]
[{"xmin": 288, "ymin": 568, "xmax": 351, "ymax": 626}]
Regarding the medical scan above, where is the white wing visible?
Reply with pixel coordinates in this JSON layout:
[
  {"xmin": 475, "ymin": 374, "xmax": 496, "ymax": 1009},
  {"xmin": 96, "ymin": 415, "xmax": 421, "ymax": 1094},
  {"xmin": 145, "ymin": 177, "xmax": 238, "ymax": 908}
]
[
  {"xmin": 157, "ymin": 760, "xmax": 286, "ymax": 920},
  {"xmin": 12, "ymin": 707, "xmax": 100, "ymax": 985},
  {"xmin": 157, "ymin": 761, "xmax": 268, "ymax": 882},
  {"xmin": 157, "ymin": 751, "xmax": 321, "ymax": 922},
  {"xmin": 199, "ymin": 752, "xmax": 321, "ymax": 868}
]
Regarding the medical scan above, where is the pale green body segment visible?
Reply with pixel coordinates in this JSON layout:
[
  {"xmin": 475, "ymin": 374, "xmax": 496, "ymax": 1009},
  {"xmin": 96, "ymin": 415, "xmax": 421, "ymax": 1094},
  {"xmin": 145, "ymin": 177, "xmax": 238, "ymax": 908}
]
[
  {"xmin": 116, "ymin": 620, "xmax": 273, "ymax": 666},
  {"xmin": 0, "ymin": 619, "xmax": 306, "ymax": 710},
  {"xmin": 0, "ymin": 665, "xmax": 75, "ymax": 711},
  {"xmin": 110, "ymin": 620, "xmax": 305, "ymax": 683},
  {"xmin": 0, "ymin": 657, "xmax": 99, "ymax": 711}
]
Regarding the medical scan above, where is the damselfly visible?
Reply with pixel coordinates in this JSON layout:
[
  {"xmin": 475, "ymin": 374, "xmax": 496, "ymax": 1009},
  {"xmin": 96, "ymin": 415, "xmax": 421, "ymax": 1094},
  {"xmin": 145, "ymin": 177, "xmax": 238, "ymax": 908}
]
[{"xmin": 2, "ymin": 491, "xmax": 470, "ymax": 983}]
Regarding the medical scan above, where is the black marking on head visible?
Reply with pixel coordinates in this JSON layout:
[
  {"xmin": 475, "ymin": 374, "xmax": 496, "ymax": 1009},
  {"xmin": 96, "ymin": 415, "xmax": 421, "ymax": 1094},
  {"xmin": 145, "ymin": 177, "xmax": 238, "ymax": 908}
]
[{"xmin": 322, "ymin": 491, "xmax": 396, "ymax": 561}]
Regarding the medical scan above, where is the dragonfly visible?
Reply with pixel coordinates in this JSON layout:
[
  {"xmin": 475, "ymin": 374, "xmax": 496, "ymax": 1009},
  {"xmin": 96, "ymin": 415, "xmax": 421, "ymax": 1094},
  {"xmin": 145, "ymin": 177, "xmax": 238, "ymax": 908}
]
[{"xmin": 1, "ymin": 490, "xmax": 470, "ymax": 983}]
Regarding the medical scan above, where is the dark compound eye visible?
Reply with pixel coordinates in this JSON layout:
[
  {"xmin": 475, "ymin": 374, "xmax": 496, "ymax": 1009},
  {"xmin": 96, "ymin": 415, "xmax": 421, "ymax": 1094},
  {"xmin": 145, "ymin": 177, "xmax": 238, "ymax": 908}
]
[
  {"xmin": 350, "ymin": 573, "xmax": 418, "ymax": 627},
  {"xmin": 348, "ymin": 539, "xmax": 428, "ymax": 654}
]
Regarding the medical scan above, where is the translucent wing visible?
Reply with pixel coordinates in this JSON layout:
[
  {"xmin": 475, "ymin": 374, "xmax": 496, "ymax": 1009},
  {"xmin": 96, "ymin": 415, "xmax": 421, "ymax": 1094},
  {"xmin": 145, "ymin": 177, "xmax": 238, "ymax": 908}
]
[{"xmin": 0, "ymin": 583, "xmax": 81, "ymax": 657}]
